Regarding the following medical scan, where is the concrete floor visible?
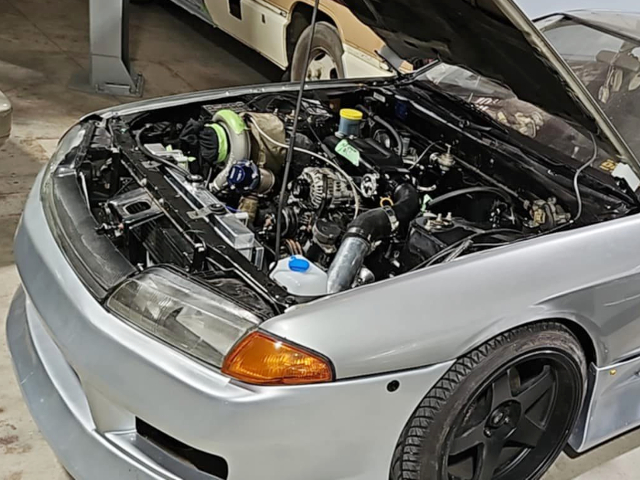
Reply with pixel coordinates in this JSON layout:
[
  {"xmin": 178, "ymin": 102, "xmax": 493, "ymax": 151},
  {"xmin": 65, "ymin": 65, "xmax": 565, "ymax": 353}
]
[{"xmin": 0, "ymin": 0, "xmax": 639, "ymax": 478}]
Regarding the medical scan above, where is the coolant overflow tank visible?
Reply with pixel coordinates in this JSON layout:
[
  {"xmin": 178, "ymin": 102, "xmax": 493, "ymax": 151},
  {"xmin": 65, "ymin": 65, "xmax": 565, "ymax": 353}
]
[{"xmin": 270, "ymin": 256, "xmax": 328, "ymax": 297}]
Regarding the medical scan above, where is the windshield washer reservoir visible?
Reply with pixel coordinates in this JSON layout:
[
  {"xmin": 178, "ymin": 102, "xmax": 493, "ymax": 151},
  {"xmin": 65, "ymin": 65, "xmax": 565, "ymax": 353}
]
[{"xmin": 270, "ymin": 256, "xmax": 328, "ymax": 296}]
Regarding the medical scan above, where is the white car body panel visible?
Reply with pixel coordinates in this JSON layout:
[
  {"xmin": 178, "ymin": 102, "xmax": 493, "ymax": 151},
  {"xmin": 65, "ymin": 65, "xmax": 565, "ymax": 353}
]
[
  {"xmin": 204, "ymin": 0, "xmax": 290, "ymax": 68},
  {"xmin": 171, "ymin": 0, "xmax": 388, "ymax": 76}
]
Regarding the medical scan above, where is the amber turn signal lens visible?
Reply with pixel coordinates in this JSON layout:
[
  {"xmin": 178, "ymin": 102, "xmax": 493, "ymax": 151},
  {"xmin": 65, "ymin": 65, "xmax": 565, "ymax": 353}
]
[{"xmin": 222, "ymin": 332, "xmax": 333, "ymax": 385}]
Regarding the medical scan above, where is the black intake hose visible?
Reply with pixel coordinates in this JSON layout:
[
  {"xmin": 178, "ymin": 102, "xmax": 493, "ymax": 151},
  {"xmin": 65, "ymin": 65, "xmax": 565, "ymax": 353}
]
[
  {"xmin": 327, "ymin": 184, "xmax": 420, "ymax": 293},
  {"xmin": 345, "ymin": 183, "xmax": 420, "ymax": 242},
  {"xmin": 391, "ymin": 183, "xmax": 421, "ymax": 225}
]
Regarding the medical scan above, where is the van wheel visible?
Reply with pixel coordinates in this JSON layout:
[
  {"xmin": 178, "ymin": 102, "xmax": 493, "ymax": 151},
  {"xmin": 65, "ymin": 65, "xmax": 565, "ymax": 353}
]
[{"xmin": 291, "ymin": 22, "xmax": 345, "ymax": 81}]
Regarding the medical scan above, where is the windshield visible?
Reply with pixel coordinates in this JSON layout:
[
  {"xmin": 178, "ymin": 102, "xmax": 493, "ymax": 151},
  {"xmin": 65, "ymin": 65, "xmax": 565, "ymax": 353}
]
[
  {"xmin": 541, "ymin": 17, "xmax": 640, "ymax": 156},
  {"xmin": 414, "ymin": 15, "xmax": 640, "ymax": 171},
  {"xmin": 416, "ymin": 63, "xmax": 604, "ymax": 164}
]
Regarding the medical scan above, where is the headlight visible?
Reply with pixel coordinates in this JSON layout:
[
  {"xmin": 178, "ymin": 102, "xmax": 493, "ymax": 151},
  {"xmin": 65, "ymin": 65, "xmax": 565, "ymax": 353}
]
[
  {"xmin": 44, "ymin": 124, "xmax": 88, "ymax": 177},
  {"xmin": 106, "ymin": 268, "xmax": 261, "ymax": 368},
  {"xmin": 108, "ymin": 267, "xmax": 334, "ymax": 384},
  {"xmin": 41, "ymin": 123, "xmax": 89, "ymax": 200}
]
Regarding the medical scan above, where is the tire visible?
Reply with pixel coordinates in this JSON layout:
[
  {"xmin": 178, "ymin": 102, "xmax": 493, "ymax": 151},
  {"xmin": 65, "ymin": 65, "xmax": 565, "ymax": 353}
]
[
  {"xmin": 290, "ymin": 22, "xmax": 345, "ymax": 82},
  {"xmin": 391, "ymin": 322, "xmax": 587, "ymax": 480}
]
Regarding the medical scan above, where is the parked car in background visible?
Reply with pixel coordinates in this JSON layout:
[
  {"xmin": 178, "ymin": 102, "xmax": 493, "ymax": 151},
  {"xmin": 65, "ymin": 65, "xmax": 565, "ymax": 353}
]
[
  {"xmin": 516, "ymin": 0, "xmax": 639, "ymax": 18},
  {"xmin": 154, "ymin": 0, "xmax": 391, "ymax": 80},
  {"xmin": 0, "ymin": 90, "xmax": 11, "ymax": 147}
]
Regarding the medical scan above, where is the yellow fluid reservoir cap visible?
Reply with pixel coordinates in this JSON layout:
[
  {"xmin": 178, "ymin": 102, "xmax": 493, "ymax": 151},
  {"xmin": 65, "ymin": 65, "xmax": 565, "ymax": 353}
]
[{"xmin": 340, "ymin": 108, "xmax": 363, "ymax": 121}]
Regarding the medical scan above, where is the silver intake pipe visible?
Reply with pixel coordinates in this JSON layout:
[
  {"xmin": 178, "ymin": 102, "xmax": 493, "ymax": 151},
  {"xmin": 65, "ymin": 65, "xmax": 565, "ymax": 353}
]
[
  {"xmin": 326, "ymin": 184, "xmax": 420, "ymax": 294},
  {"xmin": 327, "ymin": 236, "xmax": 370, "ymax": 294}
]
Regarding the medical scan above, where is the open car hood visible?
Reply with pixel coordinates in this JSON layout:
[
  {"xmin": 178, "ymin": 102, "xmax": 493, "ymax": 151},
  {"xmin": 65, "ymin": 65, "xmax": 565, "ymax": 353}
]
[{"xmin": 343, "ymin": 0, "xmax": 639, "ymax": 170}]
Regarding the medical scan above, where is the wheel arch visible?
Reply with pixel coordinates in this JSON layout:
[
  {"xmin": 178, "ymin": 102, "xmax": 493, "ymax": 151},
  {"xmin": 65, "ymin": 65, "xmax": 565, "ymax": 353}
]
[
  {"xmin": 286, "ymin": 2, "xmax": 340, "ymax": 63},
  {"xmin": 475, "ymin": 316, "xmax": 601, "ymax": 367},
  {"xmin": 551, "ymin": 318, "xmax": 599, "ymax": 368}
]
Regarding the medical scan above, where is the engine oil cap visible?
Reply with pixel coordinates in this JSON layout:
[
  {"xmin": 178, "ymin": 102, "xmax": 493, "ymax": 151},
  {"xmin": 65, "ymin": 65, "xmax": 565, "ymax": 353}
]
[{"xmin": 289, "ymin": 256, "xmax": 310, "ymax": 273}]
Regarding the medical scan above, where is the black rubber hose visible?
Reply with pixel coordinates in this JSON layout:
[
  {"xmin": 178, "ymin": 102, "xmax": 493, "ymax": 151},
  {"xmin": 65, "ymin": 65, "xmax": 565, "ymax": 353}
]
[
  {"xmin": 135, "ymin": 125, "xmax": 186, "ymax": 174},
  {"xmin": 392, "ymin": 183, "xmax": 421, "ymax": 224},
  {"xmin": 346, "ymin": 184, "xmax": 420, "ymax": 242},
  {"xmin": 347, "ymin": 208, "xmax": 393, "ymax": 242},
  {"xmin": 426, "ymin": 186, "xmax": 513, "ymax": 210}
]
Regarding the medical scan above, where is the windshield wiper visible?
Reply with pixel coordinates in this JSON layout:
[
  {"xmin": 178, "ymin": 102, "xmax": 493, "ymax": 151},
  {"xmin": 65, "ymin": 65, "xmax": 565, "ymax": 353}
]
[{"xmin": 406, "ymin": 81, "xmax": 508, "ymax": 135}]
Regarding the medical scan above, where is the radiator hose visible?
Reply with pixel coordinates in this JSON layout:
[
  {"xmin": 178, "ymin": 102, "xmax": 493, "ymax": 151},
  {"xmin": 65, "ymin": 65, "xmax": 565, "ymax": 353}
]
[{"xmin": 327, "ymin": 184, "xmax": 419, "ymax": 293}]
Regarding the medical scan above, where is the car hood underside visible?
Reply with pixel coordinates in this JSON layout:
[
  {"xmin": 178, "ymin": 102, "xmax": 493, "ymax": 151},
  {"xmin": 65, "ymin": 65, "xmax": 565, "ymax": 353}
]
[{"xmin": 342, "ymin": 0, "xmax": 633, "ymax": 160}]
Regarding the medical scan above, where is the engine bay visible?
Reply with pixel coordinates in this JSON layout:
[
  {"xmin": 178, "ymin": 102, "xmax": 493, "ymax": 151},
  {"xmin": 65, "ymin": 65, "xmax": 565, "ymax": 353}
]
[{"xmin": 78, "ymin": 83, "xmax": 634, "ymax": 307}]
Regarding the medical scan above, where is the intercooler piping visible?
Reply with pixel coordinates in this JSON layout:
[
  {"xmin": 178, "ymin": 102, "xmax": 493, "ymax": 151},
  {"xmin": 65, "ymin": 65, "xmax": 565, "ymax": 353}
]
[{"xmin": 327, "ymin": 184, "xmax": 420, "ymax": 293}]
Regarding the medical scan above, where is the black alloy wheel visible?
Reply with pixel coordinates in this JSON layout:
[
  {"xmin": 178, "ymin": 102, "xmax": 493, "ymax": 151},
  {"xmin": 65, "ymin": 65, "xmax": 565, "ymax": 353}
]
[{"xmin": 391, "ymin": 323, "xmax": 587, "ymax": 480}]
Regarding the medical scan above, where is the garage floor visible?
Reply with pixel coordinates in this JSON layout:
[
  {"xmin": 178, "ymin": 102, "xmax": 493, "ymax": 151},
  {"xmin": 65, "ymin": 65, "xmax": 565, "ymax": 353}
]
[{"xmin": 0, "ymin": 0, "xmax": 639, "ymax": 479}]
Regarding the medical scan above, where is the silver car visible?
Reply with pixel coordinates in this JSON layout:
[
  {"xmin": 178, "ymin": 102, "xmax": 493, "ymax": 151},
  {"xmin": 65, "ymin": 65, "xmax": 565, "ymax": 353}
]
[
  {"xmin": 0, "ymin": 89, "xmax": 12, "ymax": 147},
  {"xmin": 8, "ymin": 2, "xmax": 640, "ymax": 480}
]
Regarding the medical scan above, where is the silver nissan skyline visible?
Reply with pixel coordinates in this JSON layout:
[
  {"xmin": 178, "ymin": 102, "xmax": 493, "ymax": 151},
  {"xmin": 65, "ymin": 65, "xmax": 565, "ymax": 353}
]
[{"xmin": 8, "ymin": 2, "xmax": 640, "ymax": 480}]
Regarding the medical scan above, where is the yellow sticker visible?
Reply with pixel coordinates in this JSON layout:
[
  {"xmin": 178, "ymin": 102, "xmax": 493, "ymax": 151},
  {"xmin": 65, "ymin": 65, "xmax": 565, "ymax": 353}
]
[{"xmin": 599, "ymin": 159, "xmax": 618, "ymax": 172}]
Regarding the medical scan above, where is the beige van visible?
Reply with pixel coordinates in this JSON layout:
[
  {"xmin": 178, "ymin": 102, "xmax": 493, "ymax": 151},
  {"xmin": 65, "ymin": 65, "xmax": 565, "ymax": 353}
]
[{"xmin": 160, "ymin": 0, "xmax": 391, "ymax": 80}]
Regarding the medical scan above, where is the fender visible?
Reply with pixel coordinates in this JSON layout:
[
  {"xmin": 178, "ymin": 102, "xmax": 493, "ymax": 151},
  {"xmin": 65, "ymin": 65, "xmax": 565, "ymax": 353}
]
[{"xmin": 264, "ymin": 212, "xmax": 640, "ymax": 379}]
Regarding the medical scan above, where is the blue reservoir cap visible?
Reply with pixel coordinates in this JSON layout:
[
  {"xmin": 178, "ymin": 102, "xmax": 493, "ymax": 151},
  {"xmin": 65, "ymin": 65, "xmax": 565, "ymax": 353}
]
[{"xmin": 289, "ymin": 256, "xmax": 310, "ymax": 273}]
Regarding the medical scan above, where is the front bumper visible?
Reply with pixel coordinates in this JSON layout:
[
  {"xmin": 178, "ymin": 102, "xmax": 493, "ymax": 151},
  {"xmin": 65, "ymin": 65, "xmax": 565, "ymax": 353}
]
[
  {"xmin": 7, "ymin": 170, "xmax": 453, "ymax": 480},
  {"xmin": 7, "ymin": 287, "xmax": 183, "ymax": 480}
]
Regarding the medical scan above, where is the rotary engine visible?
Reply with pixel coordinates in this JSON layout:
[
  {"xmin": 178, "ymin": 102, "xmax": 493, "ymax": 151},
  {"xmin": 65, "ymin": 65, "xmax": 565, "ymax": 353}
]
[{"xmin": 106, "ymin": 93, "xmax": 574, "ymax": 299}]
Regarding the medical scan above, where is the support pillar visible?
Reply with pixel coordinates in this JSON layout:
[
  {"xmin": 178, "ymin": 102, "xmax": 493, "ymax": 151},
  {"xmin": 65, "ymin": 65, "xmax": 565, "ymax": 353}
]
[{"xmin": 70, "ymin": 0, "xmax": 144, "ymax": 97}]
